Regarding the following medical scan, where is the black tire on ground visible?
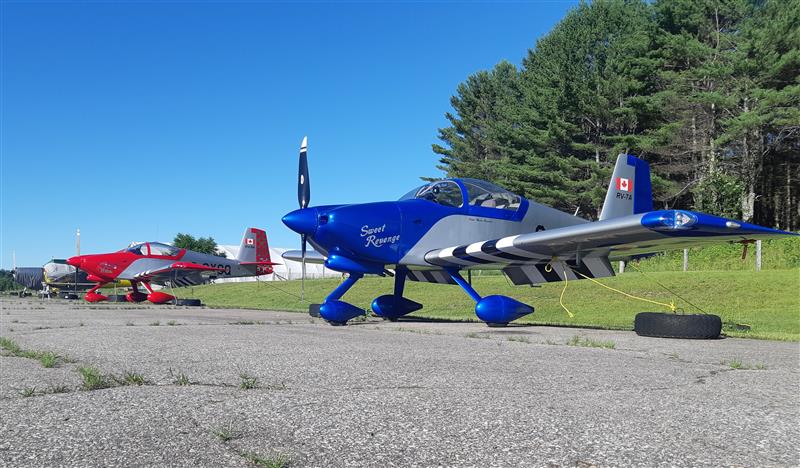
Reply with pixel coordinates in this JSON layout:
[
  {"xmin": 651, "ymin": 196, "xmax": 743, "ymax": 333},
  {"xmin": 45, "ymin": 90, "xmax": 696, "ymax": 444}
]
[
  {"xmin": 176, "ymin": 298, "xmax": 202, "ymax": 307},
  {"xmin": 107, "ymin": 294, "xmax": 128, "ymax": 302},
  {"xmin": 308, "ymin": 304, "xmax": 321, "ymax": 318},
  {"xmin": 61, "ymin": 293, "xmax": 79, "ymax": 300},
  {"xmin": 634, "ymin": 312, "xmax": 722, "ymax": 339}
]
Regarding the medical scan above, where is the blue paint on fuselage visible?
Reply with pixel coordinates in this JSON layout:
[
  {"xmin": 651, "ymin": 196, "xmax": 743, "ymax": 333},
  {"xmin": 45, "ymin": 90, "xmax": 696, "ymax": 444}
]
[{"xmin": 282, "ymin": 178, "xmax": 534, "ymax": 272}]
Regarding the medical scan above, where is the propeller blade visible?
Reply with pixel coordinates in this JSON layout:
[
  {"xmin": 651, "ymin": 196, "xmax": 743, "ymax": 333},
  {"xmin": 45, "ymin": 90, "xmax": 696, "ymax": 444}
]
[{"xmin": 298, "ymin": 136, "xmax": 310, "ymax": 209}]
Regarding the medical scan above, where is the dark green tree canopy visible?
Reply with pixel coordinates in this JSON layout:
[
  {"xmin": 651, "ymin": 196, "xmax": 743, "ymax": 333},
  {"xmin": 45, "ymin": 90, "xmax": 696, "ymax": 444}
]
[
  {"xmin": 173, "ymin": 233, "xmax": 226, "ymax": 257},
  {"xmin": 433, "ymin": 0, "xmax": 799, "ymax": 228}
]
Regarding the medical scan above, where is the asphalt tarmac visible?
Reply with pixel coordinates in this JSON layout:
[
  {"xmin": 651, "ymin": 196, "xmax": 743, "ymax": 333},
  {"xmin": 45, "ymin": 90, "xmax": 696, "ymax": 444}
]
[{"xmin": 0, "ymin": 298, "xmax": 798, "ymax": 467}]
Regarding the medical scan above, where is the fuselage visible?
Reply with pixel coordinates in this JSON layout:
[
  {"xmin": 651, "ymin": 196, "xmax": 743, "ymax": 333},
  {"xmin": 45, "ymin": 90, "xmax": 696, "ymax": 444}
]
[
  {"xmin": 283, "ymin": 178, "xmax": 587, "ymax": 271},
  {"xmin": 67, "ymin": 242, "xmax": 266, "ymax": 285}
]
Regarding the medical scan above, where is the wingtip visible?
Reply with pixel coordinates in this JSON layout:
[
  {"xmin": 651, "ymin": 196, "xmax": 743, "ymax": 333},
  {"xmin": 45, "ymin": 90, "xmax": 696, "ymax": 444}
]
[{"xmin": 301, "ymin": 136, "xmax": 308, "ymax": 151}]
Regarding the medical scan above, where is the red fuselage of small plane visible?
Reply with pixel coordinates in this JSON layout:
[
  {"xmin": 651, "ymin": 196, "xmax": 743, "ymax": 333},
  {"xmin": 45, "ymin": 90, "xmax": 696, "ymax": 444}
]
[{"xmin": 67, "ymin": 229, "xmax": 275, "ymax": 304}]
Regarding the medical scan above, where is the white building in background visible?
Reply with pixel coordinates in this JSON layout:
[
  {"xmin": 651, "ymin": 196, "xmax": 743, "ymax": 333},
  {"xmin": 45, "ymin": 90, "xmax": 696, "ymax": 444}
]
[{"xmin": 215, "ymin": 245, "xmax": 340, "ymax": 283}]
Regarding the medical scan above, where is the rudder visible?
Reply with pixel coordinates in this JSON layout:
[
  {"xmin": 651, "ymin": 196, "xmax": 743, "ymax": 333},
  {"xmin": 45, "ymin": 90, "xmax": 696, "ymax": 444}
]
[
  {"xmin": 599, "ymin": 154, "xmax": 653, "ymax": 221},
  {"xmin": 237, "ymin": 228, "xmax": 272, "ymax": 265}
]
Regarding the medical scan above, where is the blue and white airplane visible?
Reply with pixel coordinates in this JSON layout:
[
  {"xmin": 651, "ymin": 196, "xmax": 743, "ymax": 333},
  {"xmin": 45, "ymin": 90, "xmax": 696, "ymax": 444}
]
[{"xmin": 282, "ymin": 137, "xmax": 797, "ymax": 326}]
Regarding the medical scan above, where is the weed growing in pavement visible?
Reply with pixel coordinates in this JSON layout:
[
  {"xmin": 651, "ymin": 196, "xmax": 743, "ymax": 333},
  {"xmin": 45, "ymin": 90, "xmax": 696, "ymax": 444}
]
[
  {"xmin": 0, "ymin": 337, "xmax": 65, "ymax": 367},
  {"xmin": 77, "ymin": 366, "xmax": 112, "ymax": 390},
  {"xmin": 724, "ymin": 359, "xmax": 767, "ymax": 370},
  {"xmin": 229, "ymin": 320, "xmax": 261, "ymax": 325},
  {"xmin": 167, "ymin": 320, "xmax": 177, "ymax": 326},
  {"xmin": 566, "ymin": 335, "xmax": 616, "ymax": 349},
  {"xmin": 395, "ymin": 327, "xmax": 441, "ymax": 336},
  {"xmin": 168, "ymin": 368, "xmax": 191, "ymax": 385},
  {"xmin": 125, "ymin": 322, "xmax": 135, "ymax": 326},
  {"xmin": 0, "ymin": 337, "xmax": 21, "ymax": 353},
  {"xmin": 118, "ymin": 372, "xmax": 147, "ymax": 386},
  {"xmin": 239, "ymin": 373, "xmax": 258, "ymax": 390},
  {"xmin": 465, "ymin": 332, "xmax": 490, "ymax": 339},
  {"xmin": 242, "ymin": 452, "xmax": 291, "ymax": 468},
  {"xmin": 150, "ymin": 321, "xmax": 160, "ymax": 326},
  {"xmin": 38, "ymin": 352, "xmax": 58, "ymax": 368},
  {"xmin": 507, "ymin": 336, "xmax": 531, "ymax": 344},
  {"xmin": 212, "ymin": 424, "xmax": 242, "ymax": 442},
  {"xmin": 20, "ymin": 387, "xmax": 36, "ymax": 397},
  {"xmin": 48, "ymin": 384, "xmax": 71, "ymax": 394}
]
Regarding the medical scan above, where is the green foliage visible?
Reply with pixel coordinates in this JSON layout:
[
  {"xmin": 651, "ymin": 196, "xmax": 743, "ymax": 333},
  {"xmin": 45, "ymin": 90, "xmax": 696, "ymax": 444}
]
[
  {"xmin": 632, "ymin": 237, "xmax": 800, "ymax": 272},
  {"xmin": 566, "ymin": 335, "xmax": 616, "ymax": 349},
  {"xmin": 77, "ymin": 366, "xmax": 111, "ymax": 390},
  {"xmin": 173, "ymin": 233, "xmax": 226, "ymax": 257},
  {"xmin": 0, "ymin": 269, "xmax": 21, "ymax": 291},
  {"xmin": 0, "ymin": 338, "xmax": 64, "ymax": 368},
  {"xmin": 433, "ymin": 0, "xmax": 800, "ymax": 228}
]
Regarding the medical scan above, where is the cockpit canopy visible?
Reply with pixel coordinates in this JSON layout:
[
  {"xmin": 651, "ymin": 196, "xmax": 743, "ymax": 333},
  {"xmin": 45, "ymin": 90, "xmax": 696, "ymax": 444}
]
[
  {"xmin": 399, "ymin": 178, "xmax": 522, "ymax": 211},
  {"xmin": 126, "ymin": 242, "xmax": 181, "ymax": 257}
]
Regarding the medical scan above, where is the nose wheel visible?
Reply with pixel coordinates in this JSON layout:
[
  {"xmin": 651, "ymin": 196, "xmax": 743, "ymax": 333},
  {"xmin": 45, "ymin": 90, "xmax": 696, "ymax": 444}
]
[
  {"xmin": 318, "ymin": 273, "xmax": 365, "ymax": 325},
  {"xmin": 83, "ymin": 283, "xmax": 108, "ymax": 302}
]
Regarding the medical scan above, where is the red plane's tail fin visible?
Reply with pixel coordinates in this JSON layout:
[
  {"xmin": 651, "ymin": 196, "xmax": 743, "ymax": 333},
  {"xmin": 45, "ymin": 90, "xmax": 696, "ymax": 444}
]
[{"xmin": 237, "ymin": 228, "xmax": 272, "ymax": 265}]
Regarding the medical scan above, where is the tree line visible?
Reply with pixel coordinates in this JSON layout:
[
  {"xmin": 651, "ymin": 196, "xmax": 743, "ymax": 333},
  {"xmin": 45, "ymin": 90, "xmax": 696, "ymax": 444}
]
[{"xmin": 433, "ymin": 0, "xmax": 799, "ymax": 229}]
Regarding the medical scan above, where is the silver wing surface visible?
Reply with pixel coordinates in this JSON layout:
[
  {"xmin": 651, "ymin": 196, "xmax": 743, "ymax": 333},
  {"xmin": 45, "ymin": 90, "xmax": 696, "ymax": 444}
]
[
  {"xmin": 424, "ymin": 210, "xmax": 797, "ymax": 282},
  {"xmin": 133, "ymin": 262, "xmax": 225, "ymax": 286}
]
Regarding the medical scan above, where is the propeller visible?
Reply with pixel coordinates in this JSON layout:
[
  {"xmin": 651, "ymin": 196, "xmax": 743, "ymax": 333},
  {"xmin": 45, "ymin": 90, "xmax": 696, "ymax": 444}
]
[{"xmin": 298, "ymin": 136, "xmax": 310, "ymax": 300}]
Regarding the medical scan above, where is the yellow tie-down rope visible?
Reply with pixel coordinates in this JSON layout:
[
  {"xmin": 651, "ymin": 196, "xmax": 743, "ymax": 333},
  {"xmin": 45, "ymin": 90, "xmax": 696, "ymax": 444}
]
[{"xmin": 545, "ymin": 262, "xmax": 677, "ymax": 318}]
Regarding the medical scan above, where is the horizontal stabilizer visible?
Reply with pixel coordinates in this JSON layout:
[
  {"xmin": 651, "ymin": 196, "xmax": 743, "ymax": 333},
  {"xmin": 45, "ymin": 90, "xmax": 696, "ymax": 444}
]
[{"xmin": 281, "ymin": 250, "xmax": 326, "ymax": 264}]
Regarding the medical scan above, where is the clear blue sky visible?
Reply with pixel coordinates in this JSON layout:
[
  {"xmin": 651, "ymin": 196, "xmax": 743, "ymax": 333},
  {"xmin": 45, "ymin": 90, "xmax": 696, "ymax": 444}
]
[{"xmin": 1, "ymin": 1, "xmax": 577, "ymax": 267}]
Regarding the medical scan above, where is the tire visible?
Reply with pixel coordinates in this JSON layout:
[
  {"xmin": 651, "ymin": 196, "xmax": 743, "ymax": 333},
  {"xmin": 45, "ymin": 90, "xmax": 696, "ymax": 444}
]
[
  {"xmin": 61, "ymin": 293, "xmax": 79, "ymax": 300},
  {"xmin": 107, "ymin": 294, "xmax": 128, "ymax": 302},
  {"xmin": 176, "ymin": 298, "xmax": 202, "ymax": 307},
  {"xmin": 634, "ymin": 312, "xmax": 721, "ymax": 339}
]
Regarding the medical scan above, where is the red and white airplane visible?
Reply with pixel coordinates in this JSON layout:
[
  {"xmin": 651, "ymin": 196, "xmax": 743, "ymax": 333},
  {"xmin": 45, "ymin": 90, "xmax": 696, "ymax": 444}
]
[{"xmin": 67, "ymin": 228, "xmax": 276, "ymax": 303}]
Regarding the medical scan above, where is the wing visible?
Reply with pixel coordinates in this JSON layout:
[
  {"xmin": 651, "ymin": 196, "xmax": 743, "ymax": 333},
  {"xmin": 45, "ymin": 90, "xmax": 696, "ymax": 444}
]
[
  {"xmin": 424, "ymin": 209, "xmax": 797, "ymax": 269},
  {"xmin": 133, "ymin": 262, "xmax": 224, "ymax": 285}
]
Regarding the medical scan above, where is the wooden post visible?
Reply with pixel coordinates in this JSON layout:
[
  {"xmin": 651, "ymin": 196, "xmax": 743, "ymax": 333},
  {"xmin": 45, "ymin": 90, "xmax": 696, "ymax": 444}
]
[
  {"xmin": 619, "ymin": 261, "xmax": 625, "ymax": 273},
  {"xmin": 683, "ymin": 249, "xmax": 689, "ymax": 272},
  {"xmin": 756, "ymin": 240, "xmax": 762, "ymax": 271}
]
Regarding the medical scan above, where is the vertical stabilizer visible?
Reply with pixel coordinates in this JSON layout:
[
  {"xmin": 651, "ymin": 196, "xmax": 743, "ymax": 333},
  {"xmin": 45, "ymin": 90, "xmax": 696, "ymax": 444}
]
[
  {"xmin": 599, "ymin": 154, "xmax": 653, "ymax": 221},
  {"xmin": 236, "ymin": 228, "xmax": 272, "ymax": 264}
]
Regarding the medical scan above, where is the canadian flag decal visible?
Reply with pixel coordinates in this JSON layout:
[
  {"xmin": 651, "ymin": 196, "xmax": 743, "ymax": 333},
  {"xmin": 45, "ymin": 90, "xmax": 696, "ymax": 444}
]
[
  {"xmin": 616, "ymin": 177, "xmax": 632, "ymax": 192},
  {"xmin": 246, "ymin": 238, "xmax": 255, "ymax": 246}
]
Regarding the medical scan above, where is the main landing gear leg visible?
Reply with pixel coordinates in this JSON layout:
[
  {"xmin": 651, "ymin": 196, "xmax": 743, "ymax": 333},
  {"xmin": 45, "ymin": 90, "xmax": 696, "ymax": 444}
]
[
  {"xmin": 446, "ymin": 269, "xmax": 534, "ymax": 327},
  {"xmin": 126, "ymin": 282, "xmax": 148, "ymax": 303},
  {"xmin": 371, "ymin": 269, "xmax": 422, "ymax": 321},
  {"xmin": 142, "ymin": 282, "xmax": 175, "ymax": 305},
  {"xmin": 84, "ymin": 283, "xmax": 108, "ymax": 303},
  {"xmin": 319, "ymin": 273, "xmax": 365, "ymax": 326}
]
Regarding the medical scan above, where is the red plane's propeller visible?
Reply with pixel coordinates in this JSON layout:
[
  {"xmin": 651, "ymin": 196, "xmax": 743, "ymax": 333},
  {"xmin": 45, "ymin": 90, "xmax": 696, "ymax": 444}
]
[{"xmin": 297, "ymin": 136, "xmax": 309, "ymax": 300}]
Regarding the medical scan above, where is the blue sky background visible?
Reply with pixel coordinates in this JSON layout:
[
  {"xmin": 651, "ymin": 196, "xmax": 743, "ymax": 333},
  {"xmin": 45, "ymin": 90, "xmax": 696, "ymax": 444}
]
[{"xmin": 2, "ymin": 1, "xmax": 578, "ymax": 267}]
